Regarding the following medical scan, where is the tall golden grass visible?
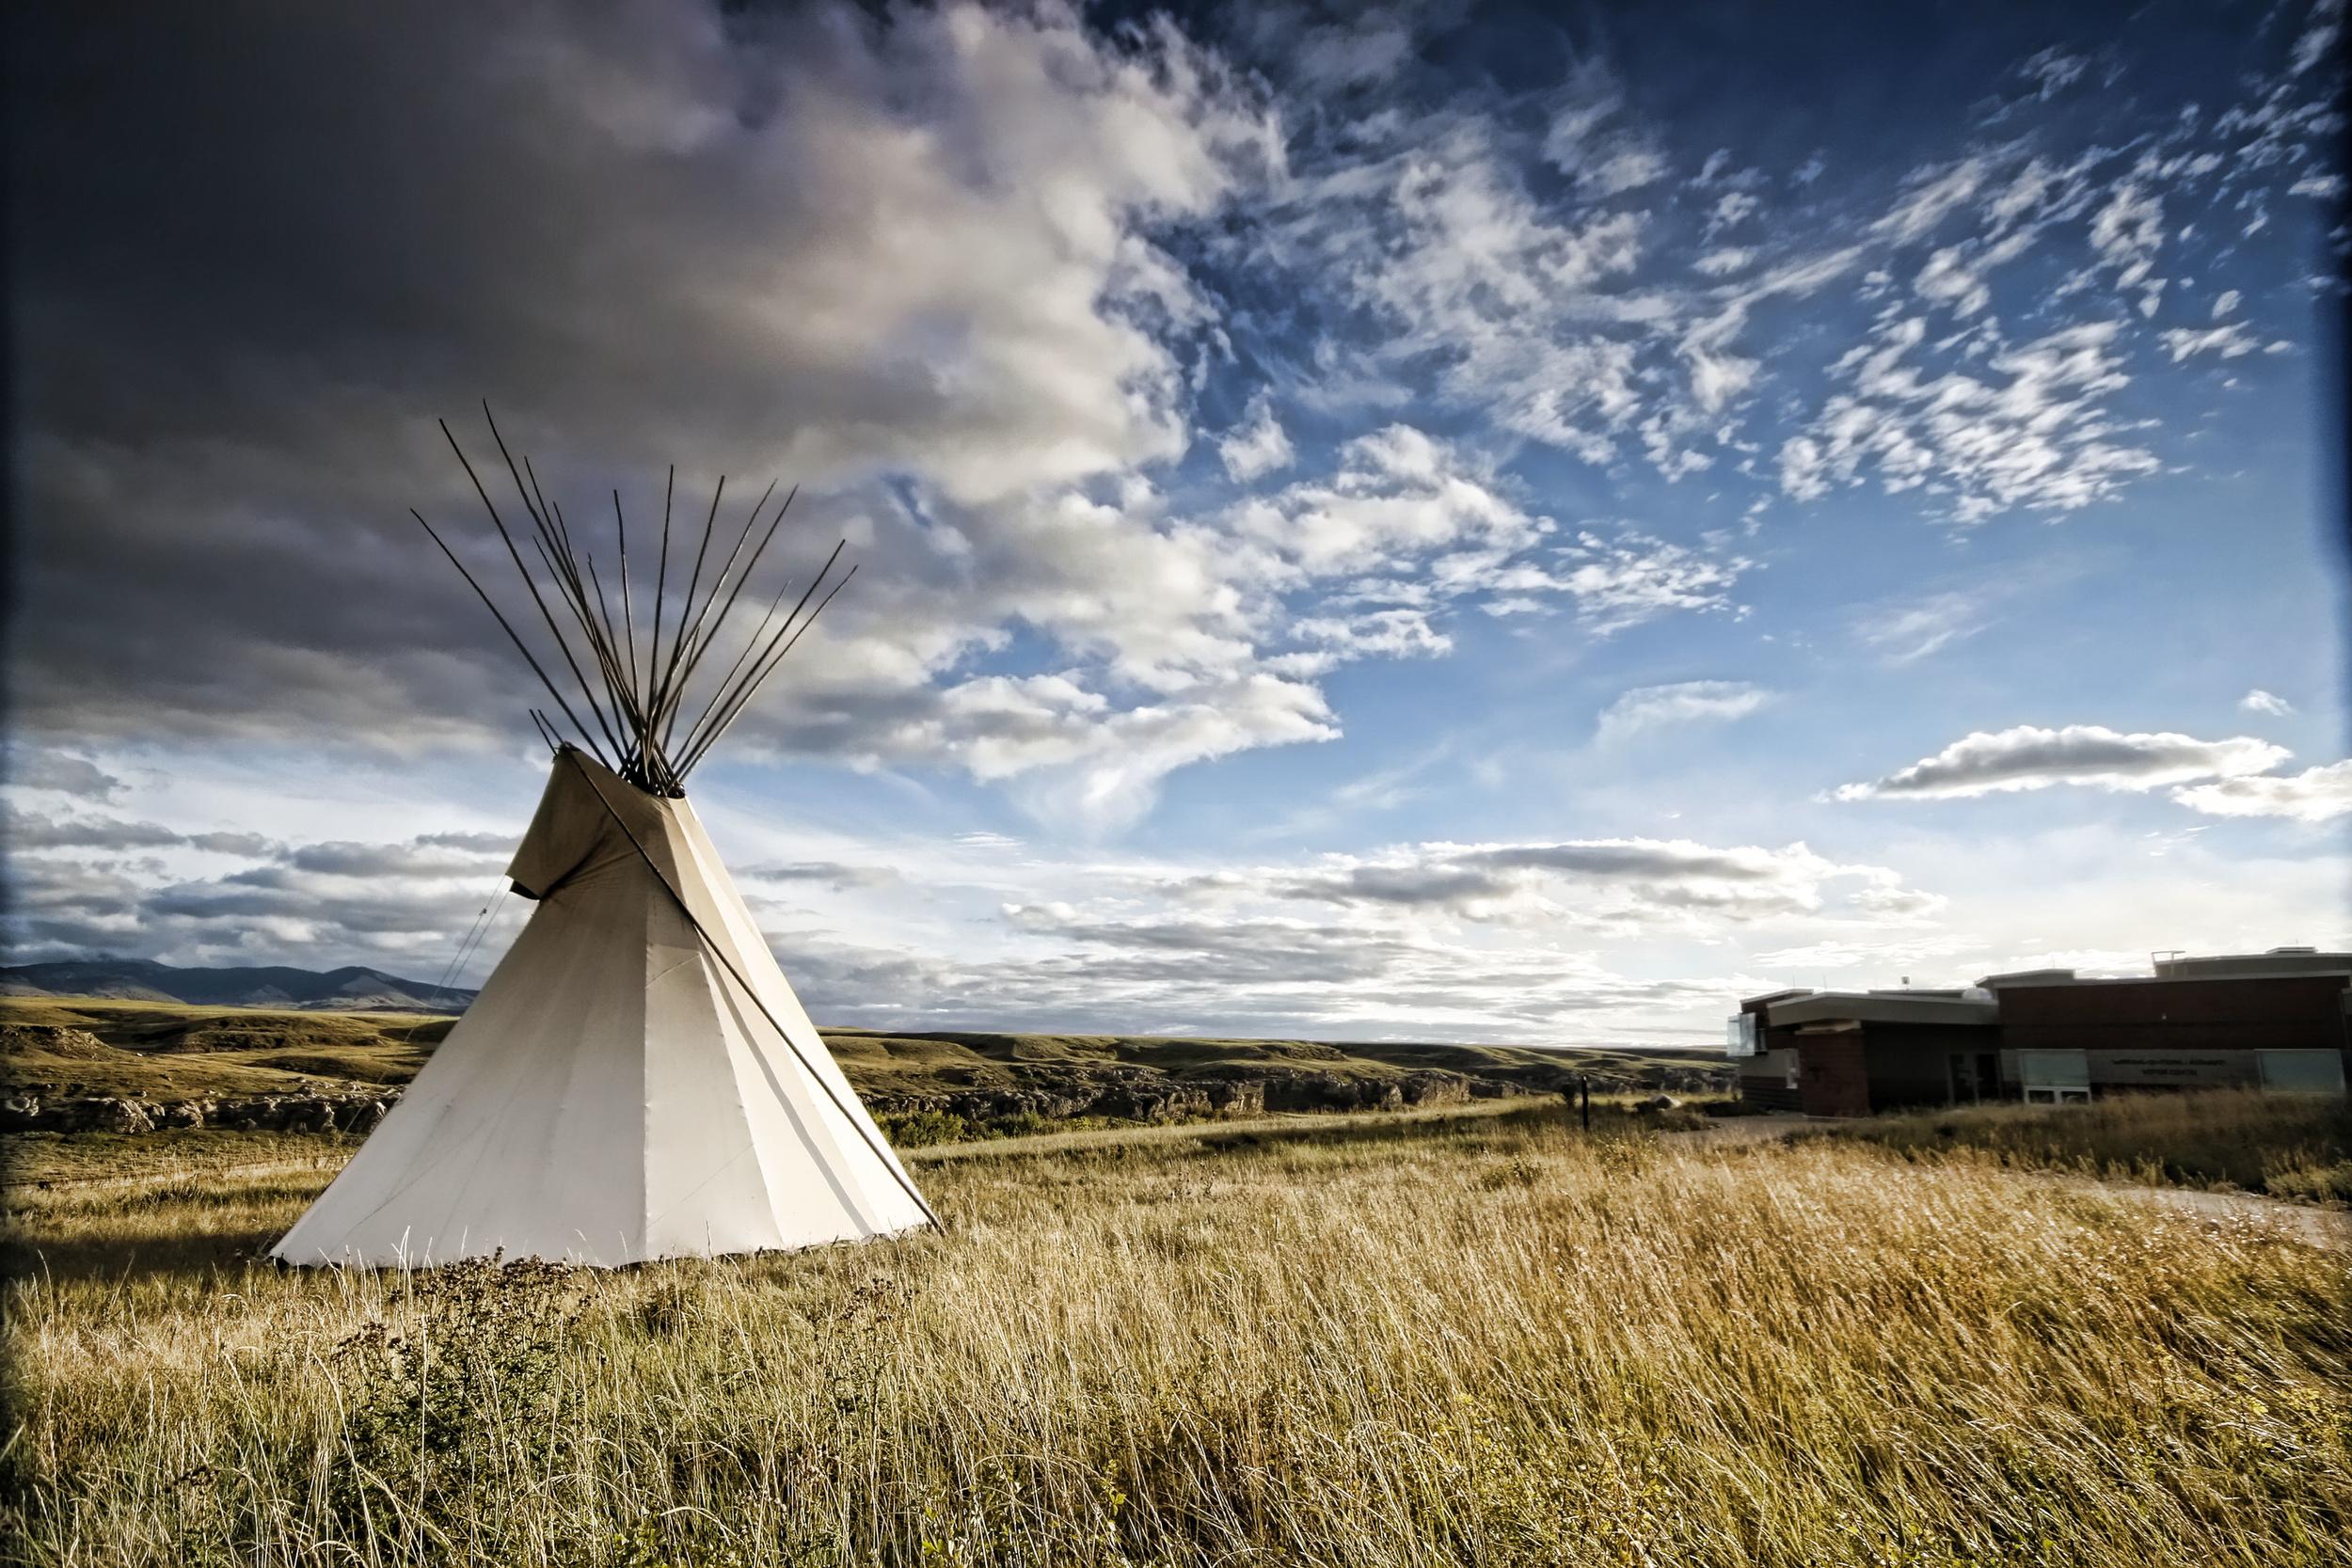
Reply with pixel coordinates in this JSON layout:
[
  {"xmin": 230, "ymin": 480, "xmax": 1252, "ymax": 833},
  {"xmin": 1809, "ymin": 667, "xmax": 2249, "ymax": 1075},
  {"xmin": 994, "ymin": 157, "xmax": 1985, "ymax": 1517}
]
[
  {"xmin": 1824, "ymin": 1087, "xmax": 2352, "ymax": 1203},
  {"xmin": 4, "ymin": 1104, "xmax": 2347, "ymax": 1566}
]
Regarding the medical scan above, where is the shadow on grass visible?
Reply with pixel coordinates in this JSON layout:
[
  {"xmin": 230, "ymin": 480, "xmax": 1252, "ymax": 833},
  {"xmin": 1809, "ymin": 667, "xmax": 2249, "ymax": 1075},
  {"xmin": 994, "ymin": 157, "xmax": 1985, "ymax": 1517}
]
[
  {"xmin": 3, "ymin": 1175, "xmax": 326, "ymax": 1285},
  {"xmin": 968, "ymin": 1099, "xmax": 1688, "ymax": 1169},
  {"xmin": 2, "ymin": 1224, "xmax": 284, "ymax": 1286}
]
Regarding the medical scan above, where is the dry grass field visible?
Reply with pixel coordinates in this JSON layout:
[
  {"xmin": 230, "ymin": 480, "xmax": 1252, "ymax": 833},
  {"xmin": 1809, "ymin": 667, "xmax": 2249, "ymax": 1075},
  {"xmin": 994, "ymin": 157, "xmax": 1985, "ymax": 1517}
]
[
  {"xmin": 1822, "ymin": 1087, "xmax": 2352, "ymax": 1203},
  {"xmin": 5, "ymin": 1099, "xmax": 2348, "ymax": 1567}
]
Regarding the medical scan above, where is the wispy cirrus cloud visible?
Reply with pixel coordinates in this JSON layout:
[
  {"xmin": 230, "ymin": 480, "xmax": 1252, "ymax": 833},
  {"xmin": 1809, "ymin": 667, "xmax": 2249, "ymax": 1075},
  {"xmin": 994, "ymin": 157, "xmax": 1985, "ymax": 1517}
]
[
  {"xmin": 1853, "ymin": 589, "xmax": 1995, "ymax": 664},
  {"xmin": 1594, "ymin": 681, "xmax": 1772, "ymax": 744}
]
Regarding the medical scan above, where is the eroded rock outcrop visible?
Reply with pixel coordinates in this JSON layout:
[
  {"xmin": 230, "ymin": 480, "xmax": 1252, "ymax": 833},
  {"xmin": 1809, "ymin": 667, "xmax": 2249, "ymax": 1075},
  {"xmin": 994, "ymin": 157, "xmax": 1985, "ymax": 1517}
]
[
  {"xmin": 0, "ymin": 1092, "xmax": 391, "ymax": 1134},
  {"xmin": 0, "ymin": 1024, "xmax": 119, "ymax": 1058}
]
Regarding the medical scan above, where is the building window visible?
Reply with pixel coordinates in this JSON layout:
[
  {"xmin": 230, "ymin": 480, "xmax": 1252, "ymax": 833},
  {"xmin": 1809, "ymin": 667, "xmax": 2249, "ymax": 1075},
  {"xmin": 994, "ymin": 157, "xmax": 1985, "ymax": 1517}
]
[
  {"xmin": 2256, "ymin": 1051, "xmax": 2346, "ymax": 1093},
  {"xmin": 1725, "ymin": 1013, "xmax": 1760, "ymax": 1058},
  {"xmin": 2018, "ymin": 1048, "xmax": 2090, "ymax": 1103}
]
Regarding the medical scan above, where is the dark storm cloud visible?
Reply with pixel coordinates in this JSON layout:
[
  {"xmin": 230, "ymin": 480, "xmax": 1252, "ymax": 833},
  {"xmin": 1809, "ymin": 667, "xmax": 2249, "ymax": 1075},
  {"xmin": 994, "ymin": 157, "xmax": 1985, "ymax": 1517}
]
[
  {"xmin": 7, "ymin": 2, "xmax": 1277, "ymax": 775},
  {"xmin": 2, "ymin": 803, "xmax": 278, "ymax": 857},
  {"xmin": 416, "ymin": 831, "xmax": 518, "ymax": 854},
  {"xmin": 278, "ymin": 840, "xmax": 512, "ymax": 878},
  {"xmin": 3, "ymin": 838, "xmax": 516, "ymax": 971},
  {"xmin": 3, "ymin": 749, "xmax": 127, "ymax": 800}
]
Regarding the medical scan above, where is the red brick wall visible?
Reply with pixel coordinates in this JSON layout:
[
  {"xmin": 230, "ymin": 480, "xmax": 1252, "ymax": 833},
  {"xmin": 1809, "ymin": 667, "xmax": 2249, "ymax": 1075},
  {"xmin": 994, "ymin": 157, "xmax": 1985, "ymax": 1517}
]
[{"xmin": 1798, "ymin": 1032, "xmax": 1870, "ymax": 1117}]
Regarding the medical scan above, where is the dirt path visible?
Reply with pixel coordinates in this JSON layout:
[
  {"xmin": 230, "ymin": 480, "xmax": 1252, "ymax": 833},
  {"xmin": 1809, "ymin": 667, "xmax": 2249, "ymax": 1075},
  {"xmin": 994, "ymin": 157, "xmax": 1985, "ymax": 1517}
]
[
  {"xmin": 1666, "ymin": 1113, "xmax": 1812, "ymax": 1146},
  {"xmin": 2030, "ymin": 1171, "xmax": 2352, "ymax": 1248}
]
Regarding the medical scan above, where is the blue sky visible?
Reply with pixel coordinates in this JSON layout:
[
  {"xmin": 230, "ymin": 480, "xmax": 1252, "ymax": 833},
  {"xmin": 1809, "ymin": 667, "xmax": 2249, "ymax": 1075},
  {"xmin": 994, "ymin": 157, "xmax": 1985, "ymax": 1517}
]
[{"xmin": 7, "ymin": 0, "xmax": 2345, "ymax": 1046}]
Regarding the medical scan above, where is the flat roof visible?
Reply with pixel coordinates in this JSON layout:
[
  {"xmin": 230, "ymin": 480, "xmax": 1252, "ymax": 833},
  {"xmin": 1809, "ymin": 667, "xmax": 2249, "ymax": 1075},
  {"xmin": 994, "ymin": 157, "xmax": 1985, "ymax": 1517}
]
[
  {"xmin": 1761, "ymin": 991, "xmax": 2000, "ymax": 1029},
  {"xmin": 2151, "ymin": 951, "xmax": 2352, "ymax": 981}
]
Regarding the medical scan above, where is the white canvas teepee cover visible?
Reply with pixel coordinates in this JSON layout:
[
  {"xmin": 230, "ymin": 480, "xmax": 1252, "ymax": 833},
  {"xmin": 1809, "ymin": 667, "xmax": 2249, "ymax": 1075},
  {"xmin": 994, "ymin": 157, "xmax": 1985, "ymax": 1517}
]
[{"xmin": 274, "ymin": 749, "xmax": 931, "ymax": 1266}]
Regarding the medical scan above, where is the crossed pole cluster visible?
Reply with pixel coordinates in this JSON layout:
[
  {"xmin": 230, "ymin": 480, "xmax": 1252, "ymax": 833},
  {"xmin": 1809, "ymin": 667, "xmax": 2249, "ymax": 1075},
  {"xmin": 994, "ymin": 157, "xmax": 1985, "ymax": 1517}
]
[{"xmin": 413, "ymin": 406, "xmax": 854, "ymax": 795}]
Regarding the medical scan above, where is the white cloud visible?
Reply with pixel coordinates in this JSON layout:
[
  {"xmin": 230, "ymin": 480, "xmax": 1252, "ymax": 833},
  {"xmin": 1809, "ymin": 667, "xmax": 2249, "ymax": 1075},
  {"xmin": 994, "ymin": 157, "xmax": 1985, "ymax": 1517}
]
[
  {"xmin": 2174, "ymin": 760, "xmax": 2352, "ymax": 823},
  {"xmin": 2291, "ymin": 0, "xmax": 2342, "ymax": 75},
  {"xmin": 1540, "ymin": 531, "xmax": 1753, "ymax": 632},
  {"xmin": 1750, "ymin": 932, "xmax": 1979, "ymax": 972},
  {"xmin": 2239, "ymin": 688, "xmax": 2295, "ymax": 716},
  {"xmin": 1780, "ymin": 316, "xmax": 2159, "ymax": 522},
  {"xmin": 1218, "ymin": 391, "xmax": 1295, "ymax": 483},
  {"xmin": 2089, "ymin": 180, "xmax": 2165, "ymax": 294},
  {"xmin": 1231, "ymin": 429, "xmax": 1747, "ymax": 636},
  {"xmin": 1541, "ymin": 61, "xmax": 1668, "ymax": 197},
  {"xmin": 2016, "ymin": 46, "xmax": 2090, "ymax": 100},
  {"xmin": 1594, "ymin": 680, "xmax": 1772, "ymax": 744},
  {"xmin": 1235, "ymin": 425, "xmax": 1542, "ymax": 576},
  {"xmin": 1704, "ymin": 191, "xmax": 1761, "ymax": 239},
  {"xmin": 2158, "ymin": 323, "xmax": 2256, "ymax": 361},
  {"xmin": 1836, "ymin": 723, "xmax": 2291, "ymax": 800},
  {"xmin": 1268, "ymin": 107, "xmax": 1673, "ymax": 467},
  {"xmin": 1173, "ymin": 835, "xmax": 1929, "ymax": 932},
  {"xmin": 1275, "ymin": 609, "xmax": 1452, "ymax": 675},
  {"xmin": 1585, "ymin": 145, "xmax": 1670, "ymax": 196},
  {"xmin": 1259, "ymin": 20, "xmax": 2326, "ymax": 511},
  {"xmin": 1876, "ymin": 156, "xmax": 1992, "ymax": 243},
  {"xmin": 854, "ymin": 669, "xmax": 1338, "ymax": 835}
]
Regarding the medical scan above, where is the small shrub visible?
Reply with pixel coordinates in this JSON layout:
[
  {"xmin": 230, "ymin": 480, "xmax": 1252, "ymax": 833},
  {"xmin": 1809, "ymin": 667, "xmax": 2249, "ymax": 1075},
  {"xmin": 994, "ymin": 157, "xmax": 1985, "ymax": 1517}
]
[
  {"xmin": 326, "ymin": 1254, "xmax": 586, "ymax": 1539},
  {"xmin": 1477, "ymin": 1156, "xmax": 1542, "ymax": 1190},
  {"xmin": 879, "ymin": 1108, "xmax": 972, "ymax": 1148}
]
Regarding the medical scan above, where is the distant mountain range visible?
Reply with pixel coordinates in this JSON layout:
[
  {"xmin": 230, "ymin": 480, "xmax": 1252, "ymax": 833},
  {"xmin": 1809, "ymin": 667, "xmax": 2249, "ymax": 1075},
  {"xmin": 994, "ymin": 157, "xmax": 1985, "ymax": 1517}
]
[{"xmin": 0, "ymin": 959, "xmax": 476, "ymax": 1013}]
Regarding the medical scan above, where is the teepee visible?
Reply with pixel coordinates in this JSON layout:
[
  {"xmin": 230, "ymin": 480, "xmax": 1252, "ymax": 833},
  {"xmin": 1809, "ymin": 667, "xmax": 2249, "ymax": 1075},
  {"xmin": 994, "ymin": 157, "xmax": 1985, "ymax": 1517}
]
[{"xmin": 274, "ymin": 413, "xmax": 935, "ymax": 1266}]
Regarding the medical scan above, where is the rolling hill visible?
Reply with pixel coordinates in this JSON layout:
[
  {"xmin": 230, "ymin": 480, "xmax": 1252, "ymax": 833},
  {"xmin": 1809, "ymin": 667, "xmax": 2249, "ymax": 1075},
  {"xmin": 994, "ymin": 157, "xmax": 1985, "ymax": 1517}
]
[
  {"xmin": 1, "ymin": 979, "xmax": 1733, "ymax": 1140},
  {"xmin": 0, "ymin": 959, "xmax": 476, "ymax": 1013}
]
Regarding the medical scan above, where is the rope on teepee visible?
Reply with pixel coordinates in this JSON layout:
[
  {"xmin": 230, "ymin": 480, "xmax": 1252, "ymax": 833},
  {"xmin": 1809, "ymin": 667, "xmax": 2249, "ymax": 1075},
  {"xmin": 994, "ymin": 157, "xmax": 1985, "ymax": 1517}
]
[{"xmin": 564, "ymin": 750, "xmax": 945, "ymax": 1234}]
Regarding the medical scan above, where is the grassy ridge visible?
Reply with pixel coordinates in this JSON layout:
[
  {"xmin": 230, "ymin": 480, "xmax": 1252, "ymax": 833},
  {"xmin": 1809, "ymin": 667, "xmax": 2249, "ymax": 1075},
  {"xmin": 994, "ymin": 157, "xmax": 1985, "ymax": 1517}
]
[
  {"xmin": 3, "ymin": 998, "xmax": 449, "ymax": 1098},
  {"xmin": 4, "ymin": 1104, "xmax": 2347, "ymax": 1566},
  {"xmin": 2, "ymin": 995, "xmax": 1722, "ymax": 1113}
]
